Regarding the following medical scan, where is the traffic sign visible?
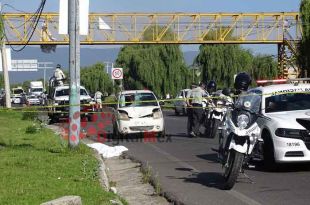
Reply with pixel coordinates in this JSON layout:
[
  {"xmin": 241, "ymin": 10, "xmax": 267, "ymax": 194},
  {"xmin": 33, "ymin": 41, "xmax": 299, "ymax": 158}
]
[{"xmin": 112, "ymin": 67, "xmax": 123, "ymax": 80}]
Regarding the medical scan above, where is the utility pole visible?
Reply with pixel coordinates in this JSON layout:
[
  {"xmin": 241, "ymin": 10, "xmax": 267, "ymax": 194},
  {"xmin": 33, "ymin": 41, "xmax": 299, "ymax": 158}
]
[
  {"xmin": 0, "ymin": 3, "xmax": 11, "ymax": 108},
  {"xmin": 1, "ymin": 41, "xmax": 11, "ymax": 108},
  {"xmin": 68, "ymin": 0, "xmax": 80, "ymax": 148}
]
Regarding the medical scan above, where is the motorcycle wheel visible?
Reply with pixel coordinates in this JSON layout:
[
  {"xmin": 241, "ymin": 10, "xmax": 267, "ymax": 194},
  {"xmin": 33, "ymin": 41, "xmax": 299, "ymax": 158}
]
[
  {"xmin": 222, "ymin": 150, "xmax": 244, "ymax": 190},
  {"xmin": 210, "ymin": 118, "xmax": 220, "ymax": 138}
]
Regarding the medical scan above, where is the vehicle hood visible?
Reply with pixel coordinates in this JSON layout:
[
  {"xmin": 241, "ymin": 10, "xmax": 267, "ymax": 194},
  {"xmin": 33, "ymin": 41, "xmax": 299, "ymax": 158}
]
[
  {"xmin": 118, "ymin": 106, "xmax": 160, "ymax": 118},
  {"xmin": 265, "ymin": 110, "xmax": 310, "ymax": 130},
  {"xmin": 54, "ymin": 95, "xmax": 91, "ymax": 101}
]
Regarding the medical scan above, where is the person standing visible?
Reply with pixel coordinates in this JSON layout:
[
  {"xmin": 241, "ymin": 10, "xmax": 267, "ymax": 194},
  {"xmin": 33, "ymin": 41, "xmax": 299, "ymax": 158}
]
[
  {"xmin": 186, "ymin": 83, "xmax": 196, "ymax": 136},
  {"xmin": 54, "ymin": 64, "xmax": 66, "ymax": 86},
  {"xmin": 94, "ymin": 90, "xmax": 103, "ymax": 110},
  {"xmin": 187, "ymin": 82, "xmax": 207, "ymax": 137}
]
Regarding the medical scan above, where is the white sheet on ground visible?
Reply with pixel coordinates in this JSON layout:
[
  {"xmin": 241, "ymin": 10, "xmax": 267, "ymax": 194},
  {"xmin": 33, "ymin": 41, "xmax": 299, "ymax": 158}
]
[{"xmin": 87, "ymin": 143, "xmax": 128, "ymax": 158}]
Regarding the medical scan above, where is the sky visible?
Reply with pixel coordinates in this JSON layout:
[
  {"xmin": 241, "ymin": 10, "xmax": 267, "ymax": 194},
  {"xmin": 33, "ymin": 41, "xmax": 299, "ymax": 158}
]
[{"xmin": 0, "ymin": 0, "xmax": 302, "ymax": 54}]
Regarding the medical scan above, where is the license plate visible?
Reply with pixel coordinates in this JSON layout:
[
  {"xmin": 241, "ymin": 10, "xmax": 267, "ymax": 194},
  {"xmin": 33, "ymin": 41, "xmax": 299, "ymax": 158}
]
[{"xmin": 134, "ymin": 121, "xmax": 145, "ymax": 126}]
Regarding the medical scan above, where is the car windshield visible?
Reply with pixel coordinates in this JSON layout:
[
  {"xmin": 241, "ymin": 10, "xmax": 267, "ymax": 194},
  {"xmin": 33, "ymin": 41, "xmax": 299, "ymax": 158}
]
[
  {"xmin": 119, "ymin": 92, "xmax": 158, "ymax": 108},
  {"xmin": 235, "ymin": 93, "xmax": 261, "ymax": 113},
  {"xmin": 55, "ymin": 88, "xmax": 88, "ymax": 97},
  {"xmin": 265, "ymin": 93, "xmax": 310, "ymax": 113},
  {"xmin": 32, "ymin": 88, "xmax": 43, "ymax": 92},
  {"xmin": 13, "ymin": 89, "xmax": 23, "ymax": 94}
]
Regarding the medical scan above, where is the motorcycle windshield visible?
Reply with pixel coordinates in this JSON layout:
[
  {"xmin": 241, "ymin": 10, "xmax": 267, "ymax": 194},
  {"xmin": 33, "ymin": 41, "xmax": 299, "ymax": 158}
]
[{"xmin": 235, "ymin": 93, "xmax": 261, "ymax": 114}]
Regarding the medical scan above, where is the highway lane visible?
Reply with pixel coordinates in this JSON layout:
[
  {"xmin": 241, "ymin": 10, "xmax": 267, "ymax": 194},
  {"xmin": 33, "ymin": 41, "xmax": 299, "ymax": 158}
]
[{"xmin": 54, "ymin": 110, "xmax": 310, "ymax": 205}]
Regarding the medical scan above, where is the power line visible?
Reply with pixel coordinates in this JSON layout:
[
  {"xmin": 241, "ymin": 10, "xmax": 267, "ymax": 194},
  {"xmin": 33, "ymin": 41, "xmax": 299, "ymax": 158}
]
[{"xmin": 1, "ymin": 0, "xmax": 47, "ymax": 52}]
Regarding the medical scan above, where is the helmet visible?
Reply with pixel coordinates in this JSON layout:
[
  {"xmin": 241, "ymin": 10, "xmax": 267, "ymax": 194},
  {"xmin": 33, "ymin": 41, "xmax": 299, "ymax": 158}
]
[
  {"xmin": 222, "ymin": 88, "xmax": 230, "ymax": 96},
  {"xmin": 234, "ymin": 72, "xmax": 251, "ymax": 92},
  {"xmin": 207, "ymin": 80, "xmax": 217, "ymax": 93},
  {"xmin": 56, "ymin": 64, "xmax": 61, "ymax": 69}
]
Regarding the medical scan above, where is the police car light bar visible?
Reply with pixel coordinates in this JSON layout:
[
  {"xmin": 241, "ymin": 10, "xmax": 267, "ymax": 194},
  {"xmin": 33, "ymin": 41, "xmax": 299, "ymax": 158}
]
[
  {"xmin": 256, "ymin": 78, "xmax": 310, "ymax": 84},
  {"xmin": 256, "ymin": 79, "xmax": 287, "ymax": 84}
]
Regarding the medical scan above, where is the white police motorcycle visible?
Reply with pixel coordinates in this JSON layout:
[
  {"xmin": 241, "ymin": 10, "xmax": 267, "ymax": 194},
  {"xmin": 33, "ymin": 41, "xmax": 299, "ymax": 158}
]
[{"xmin": 218, "ymin": 93, "xmax": 261, "ymax": 190}]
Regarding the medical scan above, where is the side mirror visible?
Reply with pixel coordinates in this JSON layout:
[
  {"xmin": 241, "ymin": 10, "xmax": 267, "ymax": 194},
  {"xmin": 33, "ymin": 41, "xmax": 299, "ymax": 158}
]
[{"xmin": 159, "ymin": 101, "xmax": 165, "ymax": 106}]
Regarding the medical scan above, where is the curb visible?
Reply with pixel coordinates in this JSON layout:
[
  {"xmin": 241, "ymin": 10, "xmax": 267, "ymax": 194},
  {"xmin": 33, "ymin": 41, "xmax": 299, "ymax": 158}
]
[{"xmin": 123, "ymin": 153, "xmax": 186, "ymax": 205}]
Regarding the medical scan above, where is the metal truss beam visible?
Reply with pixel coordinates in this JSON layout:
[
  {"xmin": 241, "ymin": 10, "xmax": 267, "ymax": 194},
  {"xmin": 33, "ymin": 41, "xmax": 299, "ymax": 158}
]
[{"xmin": 2, "ymin": 12, "xmax": 302, "ymax": 45}]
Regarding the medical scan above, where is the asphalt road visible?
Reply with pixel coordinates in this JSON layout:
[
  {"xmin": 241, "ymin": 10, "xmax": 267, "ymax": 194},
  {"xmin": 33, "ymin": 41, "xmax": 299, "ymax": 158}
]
[{"xmin": 55, "ymin": 110, "xmax": 310, "ymax": 205}]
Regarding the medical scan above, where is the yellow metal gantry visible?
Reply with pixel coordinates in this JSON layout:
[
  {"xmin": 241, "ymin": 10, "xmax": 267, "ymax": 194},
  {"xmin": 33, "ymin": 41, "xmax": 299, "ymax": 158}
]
[{"xmin": 2, "ymin": 12, "xmax": 302, "ymax": 45}]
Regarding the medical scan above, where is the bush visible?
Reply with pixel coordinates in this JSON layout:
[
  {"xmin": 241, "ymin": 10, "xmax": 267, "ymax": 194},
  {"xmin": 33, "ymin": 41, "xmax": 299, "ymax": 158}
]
[
  {"xmin": 22, "ymin": 107, "xmax": 38, "ymax": 121},
  {"xmin": 25, "ymin": 124, "xmax": 38, "ymax": 134},
  {"xmin": 104, "ymin": 95, "xmax": 117, "ymax": 108}
]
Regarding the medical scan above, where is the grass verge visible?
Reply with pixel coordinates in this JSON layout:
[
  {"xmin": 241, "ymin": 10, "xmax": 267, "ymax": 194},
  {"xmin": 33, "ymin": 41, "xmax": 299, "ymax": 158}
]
[{"xmin": 0, "ymin": 111, "xmax": 122, "ymax": 205}]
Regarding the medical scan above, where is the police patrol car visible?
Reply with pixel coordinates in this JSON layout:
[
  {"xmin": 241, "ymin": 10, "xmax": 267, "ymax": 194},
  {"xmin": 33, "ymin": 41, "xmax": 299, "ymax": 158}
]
[{"xmin": 250, "ymin": 79, "xmax": 310, "ymax": 166}]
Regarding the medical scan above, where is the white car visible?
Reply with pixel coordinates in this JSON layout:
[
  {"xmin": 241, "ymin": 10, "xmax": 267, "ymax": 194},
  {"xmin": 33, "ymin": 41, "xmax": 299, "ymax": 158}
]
[
  {"xmin": 174, "ymin": 88, "xmax": 209, "ymax": 116},
  {"xmin": 249, "ymin": 82, "xmax": 310, "ymax": 166},
  {"xmin": 26, "ymin": 95, "xmax": 41, "ymax": 106},
  {"xmin": 174, "ymin": 89, "xmax": 191, "ymax": 115},
  {"xmin": 48, "ymin": 85, "xmax": 94, "ymax": 122},
  {"xmin": 113, "ymin": 90, "xmax": 165, "ymax": 138}
]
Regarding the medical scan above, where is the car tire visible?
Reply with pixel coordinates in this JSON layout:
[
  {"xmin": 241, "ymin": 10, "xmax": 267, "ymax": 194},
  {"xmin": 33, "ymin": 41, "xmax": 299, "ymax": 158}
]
[
  {"xmin": 175, "ymin": 108, "xmax": 180, "ymax": 116},
  {"xmin": 113, "ymin": 123, "xmax": 123, "ymax": 140},
  {"xmin": 263, "ymin": 131, "xmax": 277, "ymax": 171},
  {"xmin": 182, "ymin": 108, "xmax": 187, "ymax": 116},
  {"xmin": 158, "ymin": 129, "xmax": 166, "ymax": 138}
]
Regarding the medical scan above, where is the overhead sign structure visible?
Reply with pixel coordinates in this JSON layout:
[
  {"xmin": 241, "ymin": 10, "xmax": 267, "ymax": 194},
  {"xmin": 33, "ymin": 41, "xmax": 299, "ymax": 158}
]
[
  {"xmin": 0, "ymin": 48, "xmax": 12, "ymax": 71},
  {"xmin": 111, "ymin": 67, "xmax": 123, "ymax": 80},
  {"xmin": 11, "ymin": 59, "xmax": 38, "ymax": 71},
  {"xmin": 59, "ymin": 0, "xmax": 89, "ymax": 35},
  {"xmin": 98, "ymin": 17, "xmax": 111, "ymax": 30}
]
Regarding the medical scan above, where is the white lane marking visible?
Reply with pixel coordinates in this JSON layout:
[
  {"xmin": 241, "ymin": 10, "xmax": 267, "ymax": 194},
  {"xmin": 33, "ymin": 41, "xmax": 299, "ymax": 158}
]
[{"xmin": 147, "ymin": 143, "xmax": 262, "ymax": 205}]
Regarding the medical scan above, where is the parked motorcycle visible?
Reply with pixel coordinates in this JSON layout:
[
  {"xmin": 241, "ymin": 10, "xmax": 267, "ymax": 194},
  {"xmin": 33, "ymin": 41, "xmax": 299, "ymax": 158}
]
[
  {"xmin": 205, "ymin": 93, "xmax": 233, "ymax": 138},
  {"xmin": 218, "ymin": 93, "xmax": 261, "ymax": 190}
]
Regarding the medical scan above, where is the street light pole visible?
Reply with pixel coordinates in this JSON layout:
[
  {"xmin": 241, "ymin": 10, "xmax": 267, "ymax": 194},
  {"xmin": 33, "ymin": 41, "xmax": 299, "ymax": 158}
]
[{"xmin": 68, "ymin": 0, "xmax": 80, "ymax": 148}]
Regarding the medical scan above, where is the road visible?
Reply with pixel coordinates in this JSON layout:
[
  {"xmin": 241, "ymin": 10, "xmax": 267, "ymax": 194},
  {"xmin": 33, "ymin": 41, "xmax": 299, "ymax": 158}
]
[{"xmin": 56, "ymin": 110, "xmax": 310, "ymax": 205}]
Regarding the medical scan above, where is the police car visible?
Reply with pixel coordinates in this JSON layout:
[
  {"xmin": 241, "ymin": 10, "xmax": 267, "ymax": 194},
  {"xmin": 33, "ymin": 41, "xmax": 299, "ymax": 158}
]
[{"xmin": 250, "ymin": 79, "xmax": 310, "ymax": 167}]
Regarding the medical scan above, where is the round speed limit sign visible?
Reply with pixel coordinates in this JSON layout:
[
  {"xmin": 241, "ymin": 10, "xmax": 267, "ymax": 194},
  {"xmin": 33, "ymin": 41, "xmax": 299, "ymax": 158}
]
[{"xmin": 112, "ymin": 68, "xmax": 123, "ymax": 79}]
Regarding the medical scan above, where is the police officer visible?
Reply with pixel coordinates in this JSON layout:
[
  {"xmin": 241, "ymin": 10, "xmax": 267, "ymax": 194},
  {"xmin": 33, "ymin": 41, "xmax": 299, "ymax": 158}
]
[
  {"xmin": 187, "ymin": 82, "xmax": 207, "ymax": 138},
  {"xmin": 54, "ymin": 64, "xmax": 66, "ymax": 86},
  {"xmin": 233, "ymin": 72, "xmax": 252, "ymax": 100},
  {"xmin": 207, "ymin": 80, "xmax": 217, "ymax": 95}
]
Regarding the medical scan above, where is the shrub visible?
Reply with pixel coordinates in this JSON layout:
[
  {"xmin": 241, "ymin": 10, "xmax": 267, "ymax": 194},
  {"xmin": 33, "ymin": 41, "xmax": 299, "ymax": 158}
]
[{"xmin": 22, "ymin": 107, "xmax": 38, "ymax": 121}]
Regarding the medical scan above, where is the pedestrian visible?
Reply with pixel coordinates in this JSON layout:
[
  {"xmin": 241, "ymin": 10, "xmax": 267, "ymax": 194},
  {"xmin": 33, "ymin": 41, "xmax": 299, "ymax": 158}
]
[
  {"xmin": 187, "ymin": 82, "xmax": 207, "ymax": 137},
  {"xmin": 53, "ymin": 64, "xmax": 66, "ymax": 86},
  {"xmin": 94, "ymin": 90, "xmax": 103, "ymax": 110}
]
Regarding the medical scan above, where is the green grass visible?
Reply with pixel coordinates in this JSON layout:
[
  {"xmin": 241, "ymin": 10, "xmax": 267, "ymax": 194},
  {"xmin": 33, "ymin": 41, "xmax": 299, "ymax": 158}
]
[{"xmin": 0, "ymin": 111, "xmax": 122, "ymax": 205}]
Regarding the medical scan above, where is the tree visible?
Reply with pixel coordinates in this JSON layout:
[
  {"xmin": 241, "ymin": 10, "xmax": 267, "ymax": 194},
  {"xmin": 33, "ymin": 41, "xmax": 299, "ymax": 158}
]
[
  {"xmin": 195, "ymin": 44, "xmax": 253, "ymax": 88},
  {"xmin": 80, "ymin": 63, "xmax": 113, "ymax": 95},
  {"xmin": 116, "ymin": 26, "xmax": 191, "ymax": 97},
  {"xmin": 252, "ymin": 55, "xmax": 278, "ymax": 80},
  {"xmin": 298, "ymin": 0, "xmax": 310, "ymax": 74}
]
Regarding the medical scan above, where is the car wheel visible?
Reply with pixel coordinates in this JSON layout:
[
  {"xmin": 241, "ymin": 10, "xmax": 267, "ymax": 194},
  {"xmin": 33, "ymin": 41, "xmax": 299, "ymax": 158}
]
[
  {"xmin": 175, "ymin": 108, "xmax": 180, "ymax": 116},
  {"xmin": 158, "ymin": 129, "xmax": 166, "ymax": 138},
  {"xmin": 182, "ymin": 108, "xmax": 187, "ymax": 116},
  {"xmin": 113, "ymin": 123, "xmax": 123, "ymax": 140},
  {"xmin": 263, "ymin": 131, "xmax": 277, "ymax": 171}
]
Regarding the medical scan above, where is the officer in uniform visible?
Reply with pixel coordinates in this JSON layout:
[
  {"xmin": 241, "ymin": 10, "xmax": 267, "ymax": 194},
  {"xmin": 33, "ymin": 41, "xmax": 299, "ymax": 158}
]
[
  {"xmin": 187, "ymin": 82, "xmax": 207, "ymax": 137},
  {"xmin": 53, "ymin": 64, "xmax": 66, "ymax": 86}
]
